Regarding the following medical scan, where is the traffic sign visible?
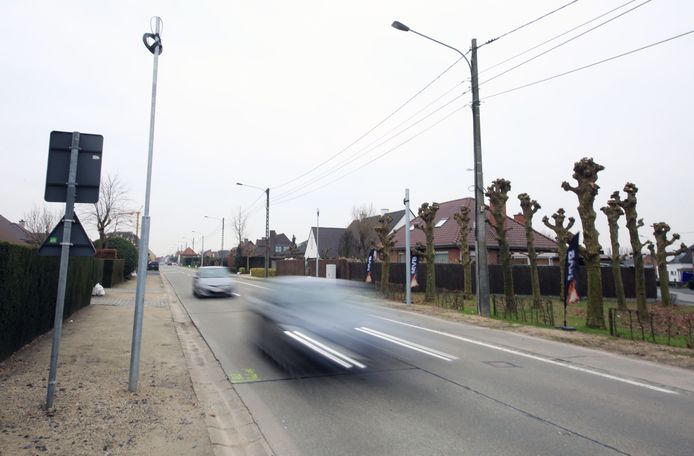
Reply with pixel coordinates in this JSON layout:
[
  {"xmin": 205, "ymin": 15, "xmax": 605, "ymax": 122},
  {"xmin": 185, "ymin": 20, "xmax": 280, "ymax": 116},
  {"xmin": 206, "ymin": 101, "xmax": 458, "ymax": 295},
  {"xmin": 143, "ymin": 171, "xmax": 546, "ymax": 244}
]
[
  {"xmin": 38, "ymin": 214, "xmax": 95, "ymax": 257},
  {"xmin": 44, "ymin": 131, "xmax": 103, "ymax": 203}
]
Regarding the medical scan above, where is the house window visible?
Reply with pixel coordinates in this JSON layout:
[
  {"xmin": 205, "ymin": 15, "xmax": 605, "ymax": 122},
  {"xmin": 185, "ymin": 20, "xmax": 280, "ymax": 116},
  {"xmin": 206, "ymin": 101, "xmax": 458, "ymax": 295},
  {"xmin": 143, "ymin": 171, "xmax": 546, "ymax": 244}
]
[
  {"xmin": 435, "ymin": 218, "xmax": 448, "ymax": 228},
  {"xmin": 435, "ymin": 251, "xmax": 449, "ymax": 264}
]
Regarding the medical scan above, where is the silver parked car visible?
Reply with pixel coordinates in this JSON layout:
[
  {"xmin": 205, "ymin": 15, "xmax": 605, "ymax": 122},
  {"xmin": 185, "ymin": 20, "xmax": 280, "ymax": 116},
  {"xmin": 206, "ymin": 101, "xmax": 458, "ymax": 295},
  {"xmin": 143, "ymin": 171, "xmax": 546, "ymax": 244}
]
[{"xmin": 193, "ymin": 266, "xmax": 235, "ymax": 298}]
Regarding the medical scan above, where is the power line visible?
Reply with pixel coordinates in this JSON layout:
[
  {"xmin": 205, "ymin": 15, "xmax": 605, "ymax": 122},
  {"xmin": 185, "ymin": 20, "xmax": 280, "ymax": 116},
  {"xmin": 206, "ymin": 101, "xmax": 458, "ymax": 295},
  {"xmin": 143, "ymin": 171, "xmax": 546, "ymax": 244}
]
[
  {"xmin": 479, "ymin": 0, "xmax": 655, "ymax": 87},
  {"xmin": 479, "ymin": 0, "xmax": 639, "ymax": 75},
  {"xmin": 272, "ymin": 91, "xmax": 468, "ymax": 203},
  {"xmin": 480, "ymin": 0, "xmax": 580, "ymax": 48},
  {"xmin": 272, "ymin": 86, "xmax": 469, "ymax": 202},
  {"xmin": 273, "ymin": 102, "xmax": 471, "ymax": 206},
  {"xmin": 482, "ymin": 29, "xmax": 694, "ymax": 101},
  {"xmin": 270, "ymin": 57, "xmax": 465, "ymax": 190}
]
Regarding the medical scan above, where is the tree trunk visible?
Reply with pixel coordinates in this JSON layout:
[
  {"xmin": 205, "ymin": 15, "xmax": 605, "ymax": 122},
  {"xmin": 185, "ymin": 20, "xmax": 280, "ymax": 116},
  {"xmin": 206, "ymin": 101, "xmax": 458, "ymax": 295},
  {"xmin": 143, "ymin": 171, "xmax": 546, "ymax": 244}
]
[
  {"xmin": 486, "ymin": 179, "xmax": 515, "ymax": 314},
  {"xmin": 562, "ymin": 158, "xmax": 605, "ymax": 329},
  {"xmin": 601, "ymin": 197, "xmax": 626, "ymax": 310}
]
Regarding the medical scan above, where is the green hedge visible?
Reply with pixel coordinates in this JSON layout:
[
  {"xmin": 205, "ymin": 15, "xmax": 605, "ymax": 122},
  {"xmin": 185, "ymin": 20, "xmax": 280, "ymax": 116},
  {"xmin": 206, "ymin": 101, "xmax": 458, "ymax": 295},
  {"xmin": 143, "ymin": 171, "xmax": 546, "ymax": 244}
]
[
  {"xmin": 250, "ymin": 267, "xmax": 276, "ymax": 278},
  {"xmin": 101, "ymin": 259, "xmax": 125, "ymax": 288},
  {"xmin": 0, "ymin": 242, "xmax": 102, "ymax": 361}
]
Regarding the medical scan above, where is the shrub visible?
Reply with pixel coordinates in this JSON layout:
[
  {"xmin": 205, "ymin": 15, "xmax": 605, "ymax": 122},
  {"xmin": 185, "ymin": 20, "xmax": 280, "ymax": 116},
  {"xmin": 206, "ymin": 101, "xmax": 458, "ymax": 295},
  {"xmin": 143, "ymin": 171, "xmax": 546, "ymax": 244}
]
[
  {"xmin": 250, "ymin": 267, "xmax": 276, "ymax": 278},
  {"xmin": 238, "ymin": 267, "xmax": 246, "ymax": 274},
  {"xmin": 0, "ymin": 242, "xmax": 101, "ymax": 360},
  {"xmin": 103, "ymin": 237, "xmax": 138, "ymax": 277}
]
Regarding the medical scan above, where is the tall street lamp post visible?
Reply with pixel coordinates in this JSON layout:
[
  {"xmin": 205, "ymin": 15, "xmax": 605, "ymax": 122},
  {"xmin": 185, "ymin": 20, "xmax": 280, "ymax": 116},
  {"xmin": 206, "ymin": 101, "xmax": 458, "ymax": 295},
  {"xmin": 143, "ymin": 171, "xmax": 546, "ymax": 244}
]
[
  {"xmin": 129, "ymin": 16, "xmax": 164, "ymax": 393},
  {"xmin": 236, "ymin": 182, "xmax": 270, "ymax": 278},
  {"xmin": 391, "ymin": 20, "xmax": 490, "ymax": 317},
  {"xmin": 205, "ymin": 215, "xmax": 225, "ymax": 266}
]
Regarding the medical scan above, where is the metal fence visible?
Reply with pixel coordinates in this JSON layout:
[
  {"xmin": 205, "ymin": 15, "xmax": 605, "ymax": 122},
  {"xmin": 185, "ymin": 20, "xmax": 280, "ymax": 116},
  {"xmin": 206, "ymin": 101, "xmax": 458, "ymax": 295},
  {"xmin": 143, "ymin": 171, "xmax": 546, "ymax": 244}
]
[{"xmin": 608, "ymin": 307, "xmax": 694, "ymax": 348}]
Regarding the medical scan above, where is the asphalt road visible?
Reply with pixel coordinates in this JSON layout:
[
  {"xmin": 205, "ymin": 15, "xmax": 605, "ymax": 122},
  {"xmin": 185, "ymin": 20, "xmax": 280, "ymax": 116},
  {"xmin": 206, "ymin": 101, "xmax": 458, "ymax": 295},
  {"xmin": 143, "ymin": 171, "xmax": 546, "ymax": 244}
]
[{"xmin": 162, "ymin": 267, "xmax": 694, "ymax": 456}]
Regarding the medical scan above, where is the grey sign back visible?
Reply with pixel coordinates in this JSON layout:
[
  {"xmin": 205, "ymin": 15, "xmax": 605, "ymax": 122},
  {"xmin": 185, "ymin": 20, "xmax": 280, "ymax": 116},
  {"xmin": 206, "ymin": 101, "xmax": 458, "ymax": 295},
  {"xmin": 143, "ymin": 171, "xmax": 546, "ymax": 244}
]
[{"xmin": 44, "ymin": 131, "xmax": 103, "ymax": 203}]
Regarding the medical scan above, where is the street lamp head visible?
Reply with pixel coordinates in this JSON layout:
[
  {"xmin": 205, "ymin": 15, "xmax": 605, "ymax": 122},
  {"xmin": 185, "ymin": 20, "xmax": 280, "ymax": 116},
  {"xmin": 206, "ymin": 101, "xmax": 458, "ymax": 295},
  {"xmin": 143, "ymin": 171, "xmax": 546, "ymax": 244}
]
[
  {"xmin": 391, "ymin": 21, "xmax": 410, "ymax": 32},
  {"xmin": 235, "ymin": 182, "xmax": 243, "ymax": 186}
]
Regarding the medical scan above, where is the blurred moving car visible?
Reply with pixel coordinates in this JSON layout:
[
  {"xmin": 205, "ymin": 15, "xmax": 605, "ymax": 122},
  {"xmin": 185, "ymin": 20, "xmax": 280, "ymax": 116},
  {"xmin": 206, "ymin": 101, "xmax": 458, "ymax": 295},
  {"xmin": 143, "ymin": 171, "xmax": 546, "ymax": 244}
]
[
  {"xmin": 193, "ymin": 266, "xmax": 235, "ymax": 298},
  {"xmin": 248, "ymin": 277, "xmax": 373, "ymax": 372},
  {"xmin": 147, "ymin": 261, "xmax": 159, "ymax": 271}
]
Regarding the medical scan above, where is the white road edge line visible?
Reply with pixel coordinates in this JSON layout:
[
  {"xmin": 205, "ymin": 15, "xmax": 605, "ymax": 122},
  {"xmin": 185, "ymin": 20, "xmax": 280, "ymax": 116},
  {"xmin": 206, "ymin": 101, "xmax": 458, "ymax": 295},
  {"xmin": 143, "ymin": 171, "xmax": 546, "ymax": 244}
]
[
  {"xmin": 293, "ymin": 331, "xmax": 367, "ymax": 369},
  {"xmin": 377, "ymin": 317, "xmax": 677, "ymax": 395},
  {"xmin": 356, "ymin": 327, "xmax": 455, "ymax": 362},
  {"xmin": 284, "ymin": 331, "xmax": 353, "ymax": 369}
]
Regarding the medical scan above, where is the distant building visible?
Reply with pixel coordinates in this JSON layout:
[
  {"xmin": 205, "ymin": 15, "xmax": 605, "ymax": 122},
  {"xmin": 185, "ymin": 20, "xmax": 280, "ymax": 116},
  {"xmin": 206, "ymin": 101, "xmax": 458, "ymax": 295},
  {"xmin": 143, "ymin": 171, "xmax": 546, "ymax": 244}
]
[{"xmin": 0, "ymin": 214, "xmax": 32, "ymax": 246}]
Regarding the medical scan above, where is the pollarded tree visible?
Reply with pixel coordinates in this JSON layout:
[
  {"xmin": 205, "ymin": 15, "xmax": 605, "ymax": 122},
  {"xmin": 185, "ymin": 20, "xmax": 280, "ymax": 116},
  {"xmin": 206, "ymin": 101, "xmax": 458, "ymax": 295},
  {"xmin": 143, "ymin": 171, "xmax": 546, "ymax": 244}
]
[
  {"xmin": 542, "ymin": 209, "xmax": 575, "ymax": 304},
  {"xmin": 415, "ymin": 202, "xmax": 440, "ymax": 302},
  {"xmin": 614, "ymin": 183, "xmax": 648, "ymax": 315},
  {"xmin": 518, "ymin": 193, "xmax": 542, "ymax": 309},
  {"xmin": 486, "ymin": 179, "xmax": 515, "ymax": 314},
  {"xmin": 600, "ymin": 192, "xmax": 627, "ymax": 310},
  {"xmin": 649, "ymin": 222, "xmax": 688, "ymax": 306},
  {"xmin": 375, "ymin": 215, "xmax": 395, "ymax": 292},
  {"xmin": 561, "ymin": 157, "xmax": 605, "ymax": 329},
  {"xmin": 453, "ymin": 206, "xmax": 473, "ymax": 300}
]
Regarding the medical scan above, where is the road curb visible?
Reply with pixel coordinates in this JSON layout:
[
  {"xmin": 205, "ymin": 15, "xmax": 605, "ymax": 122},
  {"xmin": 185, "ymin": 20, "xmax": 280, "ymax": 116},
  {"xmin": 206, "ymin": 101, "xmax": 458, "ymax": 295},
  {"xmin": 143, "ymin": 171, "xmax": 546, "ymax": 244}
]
[{"xmin": 161, "ymin": 272, "xmax": 274, "ymax": 456}]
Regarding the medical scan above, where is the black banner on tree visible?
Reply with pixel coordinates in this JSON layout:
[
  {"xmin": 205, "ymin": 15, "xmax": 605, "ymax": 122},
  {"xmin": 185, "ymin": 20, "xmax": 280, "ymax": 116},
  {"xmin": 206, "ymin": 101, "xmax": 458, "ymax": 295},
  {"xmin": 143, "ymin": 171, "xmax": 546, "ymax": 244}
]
[{"xmin": 365, "ymin": 248, "xmax": 376, "ymax": 283}]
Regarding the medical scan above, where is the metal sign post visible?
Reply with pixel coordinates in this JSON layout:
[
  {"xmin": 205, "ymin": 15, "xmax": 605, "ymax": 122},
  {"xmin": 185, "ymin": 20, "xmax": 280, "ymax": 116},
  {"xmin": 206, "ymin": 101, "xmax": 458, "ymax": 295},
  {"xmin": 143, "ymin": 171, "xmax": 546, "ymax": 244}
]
[
  {"xmin": 45, "ymin": 132, "xmax": 80, "ymax": 409},
  {"xmin": 129, "ymin": 16, "xmax": 163, "ymax": 392}
]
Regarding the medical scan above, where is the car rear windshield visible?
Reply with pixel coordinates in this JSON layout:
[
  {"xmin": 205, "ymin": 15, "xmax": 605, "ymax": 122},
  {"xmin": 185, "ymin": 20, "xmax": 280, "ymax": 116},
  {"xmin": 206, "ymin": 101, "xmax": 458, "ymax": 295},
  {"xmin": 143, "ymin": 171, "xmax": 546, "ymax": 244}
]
[{"xmin": 199, "ymin": 268, "xmax": 231, "ymax": 278}]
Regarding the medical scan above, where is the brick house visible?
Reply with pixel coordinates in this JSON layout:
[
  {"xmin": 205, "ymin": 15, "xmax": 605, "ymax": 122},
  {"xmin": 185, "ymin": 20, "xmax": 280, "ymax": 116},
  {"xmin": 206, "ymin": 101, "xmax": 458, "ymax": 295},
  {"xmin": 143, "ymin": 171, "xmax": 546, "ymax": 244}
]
[{"xmin": 392, "ymin": 197, "xmax": 558, "ymax": 265}]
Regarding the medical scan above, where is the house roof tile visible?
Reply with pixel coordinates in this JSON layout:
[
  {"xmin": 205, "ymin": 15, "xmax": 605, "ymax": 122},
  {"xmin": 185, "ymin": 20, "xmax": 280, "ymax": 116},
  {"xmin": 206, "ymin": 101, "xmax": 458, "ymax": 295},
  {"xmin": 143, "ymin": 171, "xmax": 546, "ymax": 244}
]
[{"xmin": 393, "ymin": 197, "xmax": 558, "ymax": 251}]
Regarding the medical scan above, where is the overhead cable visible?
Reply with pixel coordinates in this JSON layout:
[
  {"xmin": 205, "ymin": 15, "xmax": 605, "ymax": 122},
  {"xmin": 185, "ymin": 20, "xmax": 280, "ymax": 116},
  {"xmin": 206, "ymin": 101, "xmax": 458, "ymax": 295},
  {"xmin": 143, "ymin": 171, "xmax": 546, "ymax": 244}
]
[
  {"xmin": 270, "ymin": 57, "xmax": 465, "ymax": 190},
  {"xmin": 272, "ymin": 87, "xmax": 469, "ymax": 201},
  {"xmin": 479, "ymin": 0, "xmax": 639, "ymax": 75},
  {"xmin": 479, "ymin": 0, "xmax": 655, "ymax": 87},
  {"xmin": 480, "ymin": 0, "xmax": 580, "ymax": 48},
  {"xmin": 482, "ymin": 29, "xmax": 694, "ymax": 101},
  {"xmin": 272, "ymin": 102, "xmax": 470, "ymax": 205}
]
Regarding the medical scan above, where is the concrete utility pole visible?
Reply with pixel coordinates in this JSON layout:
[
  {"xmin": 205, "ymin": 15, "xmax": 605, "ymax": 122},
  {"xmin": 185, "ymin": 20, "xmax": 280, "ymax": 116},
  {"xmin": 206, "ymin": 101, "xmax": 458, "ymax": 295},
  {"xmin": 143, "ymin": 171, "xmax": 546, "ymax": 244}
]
[
  {"xmin": 235, "ymin": 182, "xmax": 270, "ymax": 277},
  {"xmin": 391, "ymin": 21, "xmax": 490, "ymax": 317},
  {"xmin": 316, "ymin": 208, "xmax": 320, "ymax": 277},
  {"xmin": 470, "ymin": 39, "xmax": 490, "ymax": 317},
  {"xmin": 130, "ymin": 16, "xmax": 163, "ymax": 392},
  {"xmin": 404, "ymin": 188, "xmax": 411, "ymax": 305}
]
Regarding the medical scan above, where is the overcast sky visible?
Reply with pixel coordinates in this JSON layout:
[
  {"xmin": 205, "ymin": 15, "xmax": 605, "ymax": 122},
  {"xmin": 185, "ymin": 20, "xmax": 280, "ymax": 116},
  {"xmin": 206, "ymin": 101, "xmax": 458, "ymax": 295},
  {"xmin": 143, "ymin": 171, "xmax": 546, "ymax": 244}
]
[{"xmin": 2, "ymin": 0, "xmax": 693, "ymax": 256}]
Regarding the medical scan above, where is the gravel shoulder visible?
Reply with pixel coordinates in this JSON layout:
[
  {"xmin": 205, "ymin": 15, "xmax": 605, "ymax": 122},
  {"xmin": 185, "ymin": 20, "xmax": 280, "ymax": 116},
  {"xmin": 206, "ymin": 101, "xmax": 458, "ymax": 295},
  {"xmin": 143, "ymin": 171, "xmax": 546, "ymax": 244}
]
[{"xmin": 0, "ymin": 274, "xmax": 213, "ymax": 456}]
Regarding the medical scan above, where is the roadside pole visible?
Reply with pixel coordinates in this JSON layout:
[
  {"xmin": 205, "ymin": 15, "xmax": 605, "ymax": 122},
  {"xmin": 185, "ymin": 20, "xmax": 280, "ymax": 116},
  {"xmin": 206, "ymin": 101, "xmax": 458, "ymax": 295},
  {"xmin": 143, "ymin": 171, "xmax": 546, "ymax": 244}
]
[
  {"xmin": 45, "ymin": 133, "xmax": 79, "ymax": 409},
  {"xmin": 404, "ymin": 188, "xmax": 411, "ymax": 305},
  {"xmin": 316, "ymin": 208, "xmax": 320, "ymax": 277},
  {"xmin": 129, "ymin": 17, "xmax": 163, "ymax": 392}
]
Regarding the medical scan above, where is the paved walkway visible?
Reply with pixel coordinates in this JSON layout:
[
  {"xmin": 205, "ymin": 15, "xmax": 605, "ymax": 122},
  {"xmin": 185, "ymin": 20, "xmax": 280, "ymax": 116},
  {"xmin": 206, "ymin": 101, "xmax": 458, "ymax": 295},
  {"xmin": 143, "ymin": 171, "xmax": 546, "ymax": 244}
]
[{"xmin": 1, "ymin": 270, "xmax": 272, "ymax": 456}]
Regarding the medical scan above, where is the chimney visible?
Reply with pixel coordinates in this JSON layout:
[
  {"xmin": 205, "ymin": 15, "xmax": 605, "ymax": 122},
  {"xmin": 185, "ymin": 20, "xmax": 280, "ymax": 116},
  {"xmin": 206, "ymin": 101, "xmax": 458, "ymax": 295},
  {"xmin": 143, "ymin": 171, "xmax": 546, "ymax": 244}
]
[
  {"xmin": 380, "ymin": 208, "xmax": 389, "ymax": 216},
  {"xmin": 18, "ymin": 219, "xmax": 26, "ymax": 229},
  {"xmin": 513, "ymin": 213, "xmax": 525, "ymax": 225}
]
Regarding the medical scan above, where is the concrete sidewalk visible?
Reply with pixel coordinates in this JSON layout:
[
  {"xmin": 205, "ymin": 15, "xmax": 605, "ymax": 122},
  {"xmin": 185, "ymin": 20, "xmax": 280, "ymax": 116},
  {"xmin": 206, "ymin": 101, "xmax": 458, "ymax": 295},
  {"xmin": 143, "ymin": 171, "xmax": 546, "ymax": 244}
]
[{"xmin": 0, "ymin": 273, "xmax": 213, "ymax": 456}]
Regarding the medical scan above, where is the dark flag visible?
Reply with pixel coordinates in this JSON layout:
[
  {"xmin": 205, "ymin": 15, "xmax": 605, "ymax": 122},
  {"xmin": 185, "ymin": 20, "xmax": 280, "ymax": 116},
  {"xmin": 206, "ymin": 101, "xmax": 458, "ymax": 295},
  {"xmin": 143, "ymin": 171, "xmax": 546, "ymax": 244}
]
[
  {"xmin": 410, "ymin": 253, "xmax": 419, "ymax": 289},
  {"xmin": 561, "ymin": 232, "xmax": 580, "ymax": 330},
  {"xmin": 365, "ymin": 248, "xmax": 376, "ymax": 283},
  {"xmin": 565, "ymin": 232, "xmax": 580, "ymax": 306}
]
